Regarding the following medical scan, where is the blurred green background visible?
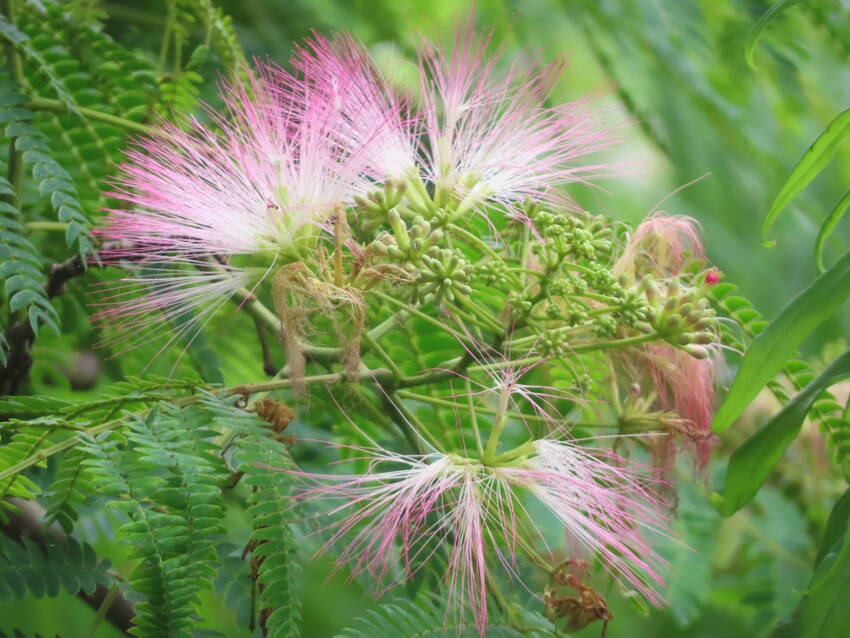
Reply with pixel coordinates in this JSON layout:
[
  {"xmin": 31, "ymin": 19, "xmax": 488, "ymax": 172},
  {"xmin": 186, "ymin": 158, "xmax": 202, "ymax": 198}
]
[{"xmin": 4, "ymin": 0, "xmax": 850, "ymax": 636}]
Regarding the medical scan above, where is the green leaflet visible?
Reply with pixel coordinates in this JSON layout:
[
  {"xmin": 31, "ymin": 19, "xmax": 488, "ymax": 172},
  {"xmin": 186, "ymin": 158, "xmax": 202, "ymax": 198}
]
[
  {"xmin": 717, "ymin": 348, "xmax": 850, "ymax": 516},
  {"xmin": 815, "ymin": 188, "xmax": 850, "ymax": 272},
  {"xmin": 0, "ymin": 428, "xmax": 55, "ymax": 520},
  {"xmin": 0, "ymin": 536, "xmax": 112, "ymax": 602},
  {"xmin": 815, "ymin": 488, "xmax": 850, "ymax": 568},
  {"xmin": 0, "ymin": 104, "xmax": 61, "ymax": 344},
  {"xmin": 796, "ymin": 489, "xmax": 850, "ymax": 638},
  {"xmin": 43, "ymin": 447, "xmax": 93, "ymax": 534},
  {"xmin": 761, "ymin": 107, "xmax": 850, "ymax": 245},
  {"xmin": 80, "ymin": 402, "xmax": 229, "ymax": 638},
  {"xmin": 237, "ymin": 435, "xmax": 302, "ymax": 638},
  {"xmin": 335, "ymin": 592, "xmax": 557, "ymax": 638},
  {"xmin": 712, "ymin": 249, "xmax": 850, "ymax": 433},
  {"xmin": 745, "ymin": 0, "xmax": 803, "ymax": 70},
  {"xmin": 0, "ymin": 14, "xmax": 79, "ymax": 114},
  {"xmin": 182, "ymin": 0, "xmax": 247, "ymax": 72}
]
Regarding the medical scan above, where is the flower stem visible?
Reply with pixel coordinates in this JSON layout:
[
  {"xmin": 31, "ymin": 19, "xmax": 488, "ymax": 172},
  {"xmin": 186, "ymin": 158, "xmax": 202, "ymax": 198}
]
[
  {"xmin": 465, "ymin": 379, "xmax": 484, "ymax": 455},
  {"xmin": 362, "ymin": 331, "xmax": 402, "ymax": 378},
  {"xmin": 492, "ymin": 440, "xmax": 535, "ymax": 464},
  {"xmin": 371, "ymin": 289, "xmax": 466, "ymax": 342},
  {"xmin": 481, "ymin": 389, "xmax": 510, "ymax": 464}
]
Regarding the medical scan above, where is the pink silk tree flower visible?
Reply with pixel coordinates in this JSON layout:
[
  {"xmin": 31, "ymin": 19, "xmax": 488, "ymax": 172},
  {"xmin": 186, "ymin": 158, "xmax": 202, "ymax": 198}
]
[
  {"xmin": 285, "ymin": 436, "xmax": 668, "ymax": 635},
  {"xmin": 287, "ymin": 447, "xmax": 496, "ymax": 635},
  {"xmin": 645, "ymin": 343, "xmax": 718, "ymax": 470},
  {"xmin": 417, "ymin": 22, "xmax": 623, "ymax": 218},
  {"xmin": 95, "ymin": 64, "xmax": 376, "ymax": 352},
  {"xmin": 615, "ymin": 214, "xmax": 720, "ymax": 468},
  {"xmin": 615, "ymin": 213, "xmax": 706, "ymax": 279},
  {"xmin": 502, "ymin": 439, "xmax": 669, "ymax": 607},
  {"xmin": 290, "ymin": 32, "xmax": 422, "ymax": 183}
]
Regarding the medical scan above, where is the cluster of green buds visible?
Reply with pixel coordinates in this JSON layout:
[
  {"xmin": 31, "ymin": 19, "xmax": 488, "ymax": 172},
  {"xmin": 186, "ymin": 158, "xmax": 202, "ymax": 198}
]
[
  {"xmin": 415, "ymin": 247, "xmax": 474, "ymax": 303},
  {"xmin": 354, "ymin": 180, "xmax": 408, "ymax": 215},
  {"xmin": 370, "ymin": 209, "xmax": 444, "ymax": 264},
  {"xmin": 613, "ymin": 286, "xmax": 651, "ymax": 327},
  {"xmin": 527, "ymin": 208, "xmax": 614, "ymax": 267},
  {"xmin": 475, "ymin": 258, "xmax": 511, "ymax": 287},
  {"xmin": 636, "ymin": 274, "xmax": 717, "ymax": 358}
]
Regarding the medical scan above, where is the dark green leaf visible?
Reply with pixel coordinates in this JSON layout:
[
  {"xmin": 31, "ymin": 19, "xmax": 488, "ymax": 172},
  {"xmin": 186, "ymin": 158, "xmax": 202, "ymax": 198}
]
[
  {"xmin": 800, "ymin": 490, "xmax": 850, "ymax": 638},
  {"xmin": 718, "ymin": 348, "xmax": 850, "ymax": 515},
  {"xmin": 713, "ymin": 249, "xmax": 850, "ymax": 432}
]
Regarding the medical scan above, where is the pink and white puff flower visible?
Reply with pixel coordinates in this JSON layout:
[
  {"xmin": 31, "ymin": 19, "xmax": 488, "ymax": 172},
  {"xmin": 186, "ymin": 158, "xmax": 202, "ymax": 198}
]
[
  {"xmin": 94, "ymin": 62, "xmax": 379, "ymax": 352},
  {"xmin": 101, "ymin": 65, "xmax": 374, "ymax": 259},
  {"xmin": 418, "ymin": 23, "xmax": 624, "ymax": 218},
  {"xmin": 502, "ymin": 439, "xmax": 669, "ymax": 606},
  {"xmin": 290, "ymin": 32, "xmax": 421, "ymax": 182},
  {"xmin": 287, "ymin": 446, "xmax": 495, "ymax": 634},
  {"xmin": 285, "ymin": 435, "xmax": 668, "ymax": 635}
]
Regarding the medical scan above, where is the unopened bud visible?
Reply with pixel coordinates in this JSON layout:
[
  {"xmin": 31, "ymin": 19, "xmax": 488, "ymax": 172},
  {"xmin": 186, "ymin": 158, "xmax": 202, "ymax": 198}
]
[{"xmin": 682, "ymin": 344, "xmax": 710, "ymax": 359}]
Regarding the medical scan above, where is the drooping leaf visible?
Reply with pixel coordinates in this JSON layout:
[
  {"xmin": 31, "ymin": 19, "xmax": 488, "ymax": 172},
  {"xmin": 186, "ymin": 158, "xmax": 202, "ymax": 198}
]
[
  {"xmin": 745, "ymin": 0, "xmax": 803, "ymax": 70},
  {"xmin": 712, "ymin": 249, "xmax": 850, "ymax": 433},
  {"xmin": 815, "ymin": 188, "xmax": 850, "ymax": 272},
  {"xmin": 718, "ymin": 348, "xmax": 850, "ymax": 516},
  {"xmin": 761, "ymin": 108, "xmax": 850, "ymax": 244}
]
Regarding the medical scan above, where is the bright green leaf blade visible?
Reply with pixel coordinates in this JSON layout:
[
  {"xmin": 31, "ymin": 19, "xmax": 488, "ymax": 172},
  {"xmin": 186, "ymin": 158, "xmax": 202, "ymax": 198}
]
[
  {"xmin": 815, "ymin": 188, "xmax": 850, "ymax": 272},
  {"xmin": 801, "ymin": 492, "xmax": 850, "ymax": 638},
  {"xmin": 761, "ymin": 108, "xmax": 850, "ymax": 245},
  {"xmin": 712, "ymin": 248, "xmax": 850, "ymax": 433},
  {"xmin": 718, "ymin": 348, "xmax": 850, "ymax": 516},
  {"xmin": 816, "ymin": 488, "xmax": 850, "ymax": 567},
  {"xmin": 745, "ymin": 0, "xmax": 802, "ymax": 70}
]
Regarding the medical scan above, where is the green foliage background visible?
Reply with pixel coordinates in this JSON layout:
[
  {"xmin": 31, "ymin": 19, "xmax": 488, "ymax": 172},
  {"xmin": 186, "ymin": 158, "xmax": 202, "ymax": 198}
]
[{"xmin": 1, "ymin": 0, "xmax": 849, "ymax": 637}]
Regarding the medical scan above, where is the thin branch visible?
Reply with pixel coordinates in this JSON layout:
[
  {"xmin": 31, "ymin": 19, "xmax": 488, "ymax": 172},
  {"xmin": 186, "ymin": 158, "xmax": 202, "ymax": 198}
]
[{"xmin": 25, "ymin": 96, "xmax": 155, "ymax": 136}]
